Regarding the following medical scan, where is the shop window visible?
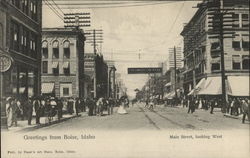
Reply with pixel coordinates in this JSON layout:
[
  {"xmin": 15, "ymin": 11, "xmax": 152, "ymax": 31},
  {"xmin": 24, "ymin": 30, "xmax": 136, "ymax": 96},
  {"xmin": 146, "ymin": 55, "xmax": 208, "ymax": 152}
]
[
  {"xmin": 211, "ymin": 63, "xmax": 220, "ymax": 71},
  {"xmin": 52, "ymin": 41, "xmax": 59, "ymax": 59},
  {"xmin": 232, "ymin": 55, "xmax": 241, "ymax": 70},
  {"xmin": 63, "ymin": 41, "xmax": 70, "ymax": 58},
  {"xmin": 63, "ymin": 88, "xmax": 69, "ymax": 96},
  {"xmin": 242, "ymin": 55, "xmax": 250, "ymax": 70},
  {"xmin": 19, "ymin": 67, "xmax": 28, "ymax": 96},
  {"xmin": 42, "ymin": 61, "xmax": 48, "ymax": 74},
  {"xmin": 28, "ymin": 69, "xmax": 35, "ymax": 97},
  {"xmin": 232, "ymin": 41, "xmax": 240, "ymax": 49},
  {"xmin": 11, "ymin": 66, "xmax": 18, "ymax": 95}
]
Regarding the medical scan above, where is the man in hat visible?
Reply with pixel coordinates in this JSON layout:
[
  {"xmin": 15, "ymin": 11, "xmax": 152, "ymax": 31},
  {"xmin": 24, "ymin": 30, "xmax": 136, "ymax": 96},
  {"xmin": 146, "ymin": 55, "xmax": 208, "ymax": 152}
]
[
  {"xmin": 27, "ymin": 97, "xmax": 33, "ymax": 125},
  {"xmin": 33, "ymin": 97, "xmax": 41, "ymax": 124}
]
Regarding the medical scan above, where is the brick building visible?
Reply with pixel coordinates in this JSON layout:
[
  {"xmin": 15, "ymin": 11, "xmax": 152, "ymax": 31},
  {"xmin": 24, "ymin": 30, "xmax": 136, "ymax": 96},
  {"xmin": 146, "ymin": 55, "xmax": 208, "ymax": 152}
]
[
  {"xmin": 41, "ymin": 28, "xmax": 85, "ymax": 98},
  {"xmin": 0, "ymin": 0, "xmax": 42, "ymax": 99},
  {"xmin": 181, "ymin": 0, "xmax": 249, "ymax": 96}
]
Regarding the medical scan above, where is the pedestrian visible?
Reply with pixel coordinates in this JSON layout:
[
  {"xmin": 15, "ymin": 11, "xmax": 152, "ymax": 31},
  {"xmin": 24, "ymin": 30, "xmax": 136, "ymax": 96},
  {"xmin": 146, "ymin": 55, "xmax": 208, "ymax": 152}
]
[
  {"xmin": 188, "ymin": 97, "xmax": 194, "ymax": 113},
  {"xmin": 26, "ymin": 97, "xmax": 33, "ymax": 125},
  {"xmin": 40, "ymin": 97, "xmax": 46, "ymax": 117},
  {"xmin": 96, "ymin": 97, "xmax": 104, "ymax": 116},
  {"xmin": 68, "ymin": 98, "xmax": 74, "ymax": 115},
  {"xmin": 230, "ymin": 98, "xmax": 235, "ymax": 115},
  {"xmin": 49, "ymin": 97, "xmax": 57, "ymax": 122},
  {"xmin": 210, "ymin": 99, "xmax": 215, "ymax": 114},
  {"xmin": 33, "ymin": 97, "xmax": 41, "ymax": 124},
  {"xmin": 87, "ymin": 98, "xmax": 94, "ymax": 116},
  {"xmin": 75, "ymin": 98, "xmax": 81, "ymax": 116},
  {"xmin": 57, "ymin": 98, "xmax": 63, "ymax": 120},
  {"xmin": 44, "ymin": 98, "xmax": 51, "ymax": 123},
  {"xmin": 82, "ymin": 98, "xmax": 86, "ymax": 112}
]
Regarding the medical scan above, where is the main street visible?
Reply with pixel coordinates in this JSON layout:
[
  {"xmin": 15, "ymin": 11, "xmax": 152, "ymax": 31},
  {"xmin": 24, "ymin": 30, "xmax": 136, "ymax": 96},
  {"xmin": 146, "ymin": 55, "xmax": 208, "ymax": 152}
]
[{"xmin": 36, "ymin": 103, "xmax": 249, "ymax": 131}]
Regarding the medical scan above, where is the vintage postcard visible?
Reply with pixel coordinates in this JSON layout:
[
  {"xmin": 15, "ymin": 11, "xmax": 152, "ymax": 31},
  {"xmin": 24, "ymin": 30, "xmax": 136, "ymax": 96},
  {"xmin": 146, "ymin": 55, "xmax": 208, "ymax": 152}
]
[{"xmin": 0, "ymin": 0, "xmax": 249, "ymax": 158}]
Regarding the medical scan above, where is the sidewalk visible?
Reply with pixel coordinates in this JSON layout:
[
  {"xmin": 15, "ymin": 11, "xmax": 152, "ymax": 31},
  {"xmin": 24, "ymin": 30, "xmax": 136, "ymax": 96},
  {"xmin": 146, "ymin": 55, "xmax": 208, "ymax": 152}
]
[{"xmin": 7, "ymin": 112, "xmax": 87, "ymax": 132}]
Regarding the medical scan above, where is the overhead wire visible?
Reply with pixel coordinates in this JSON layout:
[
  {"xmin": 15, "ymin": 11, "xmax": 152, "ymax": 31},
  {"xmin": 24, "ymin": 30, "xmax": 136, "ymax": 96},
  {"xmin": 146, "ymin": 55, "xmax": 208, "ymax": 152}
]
[
  {"xmin": 50, "ymin": 1, "xmax": 176, "ymax": 9},
  {"xmin": 43, "ymin": 0, "xmax": 64, "ymax": 21},
  {"xmin": 50, "ymin": 0, "xmax": 65, "ymax": 15}
]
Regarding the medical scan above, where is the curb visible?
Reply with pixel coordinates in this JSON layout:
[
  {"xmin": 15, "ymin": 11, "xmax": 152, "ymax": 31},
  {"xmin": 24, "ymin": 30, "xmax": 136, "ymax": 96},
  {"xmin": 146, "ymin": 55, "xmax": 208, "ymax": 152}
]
[{"xmin": 17, "ymin": 114, "xmax": 81, "ymax": 132}]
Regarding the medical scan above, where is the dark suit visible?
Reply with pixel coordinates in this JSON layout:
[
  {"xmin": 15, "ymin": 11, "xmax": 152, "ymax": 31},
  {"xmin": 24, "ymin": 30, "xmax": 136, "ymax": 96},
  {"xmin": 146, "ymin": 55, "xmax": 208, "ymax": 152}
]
[{"xmin": 27, "ymin": 100, "xmax": 33, "ymax": 125}]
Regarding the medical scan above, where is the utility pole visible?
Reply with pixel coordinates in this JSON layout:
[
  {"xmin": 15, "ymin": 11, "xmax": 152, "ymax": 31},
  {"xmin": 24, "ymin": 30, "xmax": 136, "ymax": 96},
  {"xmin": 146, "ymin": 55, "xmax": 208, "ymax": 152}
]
[
  {"xmin": 85, "ymin": 29, "xmax": 103, "ymax": 98},
  {"xmin": 93, "ymin": 30, "xmax": 97, "ymax": 98},
  {"xmin": 192, "ymin": 51, "xmax": 196, "ymax": 98},
  {"xmin": 207, "ymin": 0, "xmax": 235, "ymax": 112},
  {"xmin": 64, "ymin": 12, "xmax": 91, "ymax": 29},
  {"xmin": 161, "ymin": 62, "xmax": 164, "ymax": 100},
  {"xmin": 174, "ymin": 46, "xmax": 177, "ymax": 99}
]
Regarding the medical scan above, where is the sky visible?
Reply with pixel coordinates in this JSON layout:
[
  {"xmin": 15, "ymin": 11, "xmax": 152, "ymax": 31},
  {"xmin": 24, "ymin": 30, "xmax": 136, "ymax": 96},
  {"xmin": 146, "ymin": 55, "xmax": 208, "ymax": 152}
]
[{"xmin": 42, "ymin": 0, "xmax": 200, "ymax": 98}]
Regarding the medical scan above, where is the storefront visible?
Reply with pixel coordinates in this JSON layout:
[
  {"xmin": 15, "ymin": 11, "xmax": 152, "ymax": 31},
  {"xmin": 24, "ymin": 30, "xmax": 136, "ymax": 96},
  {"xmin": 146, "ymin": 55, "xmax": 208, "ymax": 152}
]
[{"xmin": 2, "ymin": 63, "xmax": 38, "ymax": 100}]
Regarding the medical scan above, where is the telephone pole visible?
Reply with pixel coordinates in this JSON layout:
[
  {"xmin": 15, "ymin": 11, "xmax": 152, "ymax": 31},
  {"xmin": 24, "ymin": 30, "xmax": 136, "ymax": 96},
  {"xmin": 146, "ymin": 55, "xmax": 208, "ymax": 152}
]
[
  {"xmin": 85, "ymin": 29, "xmax": 103, "ymax": 98},
  {"xmin": 64, "ymin": 12, "xmax": 91, "ymax": 29},
  {"xmin": 207, "ymin": 0, "xmax": 235, "ymax": 112},
  {"xmin": 174, "ymin": 46, "xmax": 177, "ymax": 99}
]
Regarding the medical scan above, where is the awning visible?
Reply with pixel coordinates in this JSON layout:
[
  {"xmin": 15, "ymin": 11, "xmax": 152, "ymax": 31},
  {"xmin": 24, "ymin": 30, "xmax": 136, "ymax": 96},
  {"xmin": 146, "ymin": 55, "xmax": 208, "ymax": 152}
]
[
  {"xmin": 228, "ymin": 76, "xmax": 249, "ymax": 96},
  {"xmin": 62, "ymin": 62, "xmax": 69, "ymax": 68},
  {"xmin": 52, "ymin": 62, "xmax": 58, "ymax": 68},
  {"xmin": 41, "ymin": 83, "xmax": 54, "ymax": 94},
  {"xmin": 188, "ymin": 78, "xmax": 206, "ymax": 96},
  {"xmin": 197, "ymin": 76, "xmax": 230, "ymax": 95},
  {"xmin": 165, "ymin": 82, "xmax": 171, "ymax": 87}
]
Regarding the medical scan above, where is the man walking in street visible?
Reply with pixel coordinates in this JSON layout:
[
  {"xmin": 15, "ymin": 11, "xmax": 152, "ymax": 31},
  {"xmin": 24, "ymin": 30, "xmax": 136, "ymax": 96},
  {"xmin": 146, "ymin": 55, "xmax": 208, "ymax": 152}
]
[
  {"xmin": 33, "ymin": 97, "xmax": 41, "ymax": 124},
  {"xmin": 241, "ymin": 99, "xmax": 249, "ymax": 124},
  {"xmin": 27, "ymin": 97, "xmax": 33, "ymax": 125}
]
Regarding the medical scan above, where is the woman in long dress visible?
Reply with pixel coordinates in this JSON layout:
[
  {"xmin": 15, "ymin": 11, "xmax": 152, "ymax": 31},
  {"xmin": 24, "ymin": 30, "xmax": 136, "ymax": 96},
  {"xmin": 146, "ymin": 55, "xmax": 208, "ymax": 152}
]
[{"xmin": 117, "ymin": 97, "xmax": 128, "ymax": 114}]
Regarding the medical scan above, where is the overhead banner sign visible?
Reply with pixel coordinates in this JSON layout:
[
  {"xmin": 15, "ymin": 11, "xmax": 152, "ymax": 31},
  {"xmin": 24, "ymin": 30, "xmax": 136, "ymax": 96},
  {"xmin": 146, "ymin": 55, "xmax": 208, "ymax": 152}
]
[{"xmin": 128, "ymin": 67, "xmax": 162, "ymax": 74}]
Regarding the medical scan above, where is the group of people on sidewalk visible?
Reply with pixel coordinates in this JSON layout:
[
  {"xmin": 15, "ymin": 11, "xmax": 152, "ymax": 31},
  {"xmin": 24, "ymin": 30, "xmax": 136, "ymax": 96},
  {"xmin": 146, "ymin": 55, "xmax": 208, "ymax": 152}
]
[
  {"xmin": 166, "ymin": 96, "xmax": 250, "ymax": 124},
  {"xmin": 4, "ymin": 95, "xmax": 130, "ymax": 128},
  {"xmin": 140, "ymin": 95, "xmax": 249, "ymax": 124}
]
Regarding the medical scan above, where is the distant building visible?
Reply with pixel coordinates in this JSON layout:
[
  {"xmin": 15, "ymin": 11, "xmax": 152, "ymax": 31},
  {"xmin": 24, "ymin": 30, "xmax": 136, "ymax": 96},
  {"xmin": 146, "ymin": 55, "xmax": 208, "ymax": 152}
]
[
  {"xmin": 106, "ymin": 60, "xmax": 116, "ymax": 98},
  {"xmin": 181, "ymin": 0, "xmax": 249, "ymax": 96},
  {"xmin": 41, "ymin": 28, "xmax": 85, "ymax": 98},
  {"xmin": 0, "ymin": 0, "xmax": 42, "ymax": 99},
  {"xmin": 84, "ymin": 53, "xmax": 108, "ymax": 98},
  {"xmin": 163, "ymin": 68, "xmax": 184, "ymax": 99},
  {"xmin": 168, "ymin": 47, "xmax": 183, "ymax": 69}
]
